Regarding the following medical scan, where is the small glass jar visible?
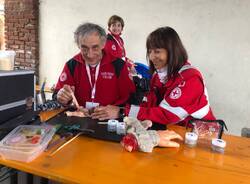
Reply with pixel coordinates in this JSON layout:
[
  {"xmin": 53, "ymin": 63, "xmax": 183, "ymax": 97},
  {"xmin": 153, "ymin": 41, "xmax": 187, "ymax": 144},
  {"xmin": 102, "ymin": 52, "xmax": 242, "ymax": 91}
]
[
  {"xmin": 211, "ymin": 138, "xmax": 226, "ymax": 153},
  {"xmin": 185, "ymin": 132, "xmax": 198, "ymax": 147},
  {"xmin": 107, "ymin": 119, "xmax": 118, "ymax": 132},
  {"xmin": 116, "ymin": 122, "xmax": 126, "ymax": 135}
]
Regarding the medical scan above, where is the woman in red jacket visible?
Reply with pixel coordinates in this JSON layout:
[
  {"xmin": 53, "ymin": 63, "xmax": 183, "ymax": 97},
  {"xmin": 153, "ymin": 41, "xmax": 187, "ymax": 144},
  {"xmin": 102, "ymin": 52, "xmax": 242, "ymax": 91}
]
[
  {"xmin": 92, "ymin": 26, "xmax": 216, "ymax": 129},
  {"xmin": 104, "ymin": 15, "xmax": 135, "ymax": 73}
]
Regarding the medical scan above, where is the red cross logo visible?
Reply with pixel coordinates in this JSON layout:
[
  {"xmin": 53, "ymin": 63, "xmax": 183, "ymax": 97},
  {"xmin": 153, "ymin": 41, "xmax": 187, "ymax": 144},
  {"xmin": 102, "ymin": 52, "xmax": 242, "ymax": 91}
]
[
  {"xmin": 112, "ymin": 44, "xmax": 116, "ymax": 50},
  {"xmin": 170, "ymin": 87, "xmax": 182, "ymax": 99},
  {"xmin": 60, "ymin": 72, "xmax": 67, "ymax": 82}
]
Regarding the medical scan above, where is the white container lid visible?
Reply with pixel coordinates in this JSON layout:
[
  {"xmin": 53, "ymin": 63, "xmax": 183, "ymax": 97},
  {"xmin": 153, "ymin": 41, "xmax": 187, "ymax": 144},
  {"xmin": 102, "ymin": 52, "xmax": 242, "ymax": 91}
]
[
  {"xmin": 0, "ymin": 50, "xmax": 16, "ymax": 57},
  {"xmin": 212, "ymin": 138, "xmax": 226, "ymax": 148},
  {"xmin": 107, "ymin": 119, "xmax": 118, "ymax": 132},
  {"xmin": 117, "ymin": 122, "xmax": 125, "ymax": 127},
  {"xmin": 108, "ymin": 119, "xmax": 118, "ymax": 125},
  {"xmin": 185, "ymin": 132, "xmax": 198, "ymax": 141}
]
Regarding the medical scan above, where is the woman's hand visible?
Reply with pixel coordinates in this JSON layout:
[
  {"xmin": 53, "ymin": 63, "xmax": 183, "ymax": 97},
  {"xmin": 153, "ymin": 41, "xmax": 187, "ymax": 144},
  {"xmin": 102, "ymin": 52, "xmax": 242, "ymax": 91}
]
[{"xmin": 78, "ymin": 106, "xmax": 91, "ymax": 117}]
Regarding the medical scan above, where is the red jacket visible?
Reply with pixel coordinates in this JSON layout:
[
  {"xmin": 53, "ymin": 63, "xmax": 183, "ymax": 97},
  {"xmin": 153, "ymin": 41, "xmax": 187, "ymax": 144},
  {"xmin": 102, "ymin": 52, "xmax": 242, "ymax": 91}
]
[
  {"xmin": 104, "ymin": 33, "xmax": 126, "ymax": 59},
  {"xmin": 125, "ymin": 62, "xmax": 215, "ymax": 125},
  {"xmin": 55, "ymin": 51, "xmax": 135, "ymax": 107},
  {"xmin": 104, "ymin": 33, "xmax": 134, "ymax": 69}
]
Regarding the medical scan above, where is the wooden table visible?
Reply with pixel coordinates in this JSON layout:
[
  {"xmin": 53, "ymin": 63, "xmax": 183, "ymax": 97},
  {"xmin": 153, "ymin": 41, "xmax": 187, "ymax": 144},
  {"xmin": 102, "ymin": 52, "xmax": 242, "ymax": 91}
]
[{"xmin": 0, "ymin": 122, "xmax": 250, "ymax": 184}]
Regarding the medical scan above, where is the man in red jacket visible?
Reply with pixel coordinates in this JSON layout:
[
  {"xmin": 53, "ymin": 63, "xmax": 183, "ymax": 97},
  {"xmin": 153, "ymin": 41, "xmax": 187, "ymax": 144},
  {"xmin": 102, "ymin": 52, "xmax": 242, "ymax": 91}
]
[{"xmin": 54, "ymin": 23, "xmax": 135, "ymax": 115}]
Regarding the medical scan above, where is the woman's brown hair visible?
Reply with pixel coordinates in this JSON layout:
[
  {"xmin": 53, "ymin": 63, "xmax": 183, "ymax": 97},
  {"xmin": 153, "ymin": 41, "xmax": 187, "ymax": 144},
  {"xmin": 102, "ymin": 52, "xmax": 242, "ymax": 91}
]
[
  {"xmin": 108, "ymin": 15, "xmax": 124, "ymax": 28},
  {"xmin": 146, "ymin": 27, "xmax": 188, "ymax": 80}
]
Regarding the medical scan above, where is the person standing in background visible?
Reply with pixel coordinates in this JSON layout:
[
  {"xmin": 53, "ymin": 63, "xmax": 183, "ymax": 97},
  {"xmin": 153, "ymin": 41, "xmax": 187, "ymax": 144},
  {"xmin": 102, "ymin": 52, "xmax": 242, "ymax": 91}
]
[{"xmin": 104, "ymin": 15, "xmax": 135, "ymax": 74}]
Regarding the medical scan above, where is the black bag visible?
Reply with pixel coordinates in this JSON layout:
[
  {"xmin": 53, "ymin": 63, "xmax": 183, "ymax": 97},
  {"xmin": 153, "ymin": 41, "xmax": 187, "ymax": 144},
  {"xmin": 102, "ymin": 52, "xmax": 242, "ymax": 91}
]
[{"xmin": 129, "ymin": 76, "xmax": 150, "ymax": 105}]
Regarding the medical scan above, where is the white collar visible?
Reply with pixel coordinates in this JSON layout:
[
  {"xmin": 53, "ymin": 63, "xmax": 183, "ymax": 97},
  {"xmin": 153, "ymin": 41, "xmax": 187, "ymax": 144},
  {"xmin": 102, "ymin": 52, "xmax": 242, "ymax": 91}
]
[
  {"xmin": 157, "ymin": 66, "xmax": 168, "ymax": 84},
  {"xmin": 89, "ymin": 64, "xmax": 98, "ymax": 68},
  {"xmin": 157, "ymin": 66, "xmax": 167, "ymax": 73}
]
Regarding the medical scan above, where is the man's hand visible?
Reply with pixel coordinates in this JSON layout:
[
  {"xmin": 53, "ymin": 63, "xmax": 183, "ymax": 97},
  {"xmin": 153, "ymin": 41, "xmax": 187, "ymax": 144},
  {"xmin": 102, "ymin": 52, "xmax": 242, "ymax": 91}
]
[
  {"xmin": 78, "ymin": 106, "xmax": 91, "ymax": 117},
  {"xmin": 157, "ymin": 130, "xmax": 183, "ymax": 148},
  {"xmin": 57, "ymin": 85, "xmax": 75, "ymax": 105},
  {"xmin": 91, "ymin": 105, "xmax": 120, "ymax": 120}
]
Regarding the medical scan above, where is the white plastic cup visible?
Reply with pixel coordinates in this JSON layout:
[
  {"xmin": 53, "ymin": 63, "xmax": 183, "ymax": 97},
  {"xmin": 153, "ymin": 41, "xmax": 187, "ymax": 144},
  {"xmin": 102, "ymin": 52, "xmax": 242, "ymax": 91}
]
[
  {"xmin": 211, "ymin": 138, "xmax": 226, "ymax": 153},
  {"xmin": 185, "ymin": 132, "xmax": 198, "ymax": 147},
  {"xmin": 107, "ymin": 119, "xmax": 118, "ymax": 132},
  {"xmin": 0, "ymin": 50, "xmax": 16, "ymax": 71},
  {"xmin": 116, "ymin": 122, "xmax": 126, "ymax": 135}
]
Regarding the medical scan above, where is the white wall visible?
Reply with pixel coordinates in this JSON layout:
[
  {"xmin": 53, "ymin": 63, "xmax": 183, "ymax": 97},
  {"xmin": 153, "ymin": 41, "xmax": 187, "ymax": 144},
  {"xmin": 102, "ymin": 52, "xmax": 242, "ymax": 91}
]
[{"xmin": 39, "ymin": 0, "xmax": 250, "ymax": 135}]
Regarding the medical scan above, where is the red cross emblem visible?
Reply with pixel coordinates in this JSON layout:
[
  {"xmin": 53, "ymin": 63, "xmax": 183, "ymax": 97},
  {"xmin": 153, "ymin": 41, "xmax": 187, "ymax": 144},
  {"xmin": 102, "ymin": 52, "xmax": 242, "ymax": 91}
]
[
  {"xmin": 170, "ymin": 87, "xmax": 182, "ymax": 99},
  {"xmin": 60, "ymin": 72, "xmax": 67, "ymax": 82},
  {"xmin": 112, "ymin": 44, "xmax": 116, "ymax": 50}
]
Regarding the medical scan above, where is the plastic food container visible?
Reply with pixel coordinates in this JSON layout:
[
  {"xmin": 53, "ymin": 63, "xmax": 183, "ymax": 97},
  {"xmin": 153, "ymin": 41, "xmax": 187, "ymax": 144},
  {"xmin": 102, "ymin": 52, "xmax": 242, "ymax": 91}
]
[
  {"xmin": 0, "ymin": 125, "xmax": 55, "ymax": 162},
  {"xmin": 0, "ymin": 50, "xmax": 16, "ymax": 70},
  {"xmin": 116, "ymin": 122, "xmax": 126, "ymax": 135},
  {"xmin": 185, "ymin": 132, "xmax": 198, "ymax": 147},
  {"xmin": 107, "ymin": 119, "xmax": 118, "ymax": 132},
  {"xmin": 211, "ymin": 138, "xmax": 226, "ymax": 153}
]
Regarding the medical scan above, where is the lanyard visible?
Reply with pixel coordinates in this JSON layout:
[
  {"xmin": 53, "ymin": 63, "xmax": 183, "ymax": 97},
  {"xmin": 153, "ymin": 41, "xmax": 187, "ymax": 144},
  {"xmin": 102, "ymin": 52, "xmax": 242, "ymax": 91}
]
[
  {"xmin": 85, "ymin": 63, "xmax": 100, "ymax": 101},
  {"xmin": 109, "ymin": 32, "xmax": 125, "ymax": 56}
]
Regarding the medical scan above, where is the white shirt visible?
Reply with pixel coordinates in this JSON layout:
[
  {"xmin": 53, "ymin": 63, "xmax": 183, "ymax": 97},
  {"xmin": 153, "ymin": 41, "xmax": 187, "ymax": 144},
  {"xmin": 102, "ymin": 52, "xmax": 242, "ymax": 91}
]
[{"xmin": 157, "ymin": 66, "xmax": 168, "ymax": 84}]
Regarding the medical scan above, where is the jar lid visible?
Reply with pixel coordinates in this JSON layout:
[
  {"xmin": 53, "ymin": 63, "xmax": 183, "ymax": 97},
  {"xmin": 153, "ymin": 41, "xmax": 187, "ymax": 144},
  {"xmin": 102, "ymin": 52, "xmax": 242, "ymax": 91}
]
[
  {"xmin": 185, "ymin": 132, "xmax": 198, "ymax": 141},
  {"xmin": 117, "ymin": 122, "xmax": 125, "ymax": 127},
  {"xmin": 108, "ymin": 119, "xmax": 118, "ymax": 124},
  {"xmin": 212, "ymin": 138, "xmax": 226, "ymax": 148}
]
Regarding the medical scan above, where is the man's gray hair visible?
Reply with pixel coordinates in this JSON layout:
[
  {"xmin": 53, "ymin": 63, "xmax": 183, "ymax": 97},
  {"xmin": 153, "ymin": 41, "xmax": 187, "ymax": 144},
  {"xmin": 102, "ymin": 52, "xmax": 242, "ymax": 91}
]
[{"xmin": 74, "ymin": 22, "xmax": 107, "ymax": 46}]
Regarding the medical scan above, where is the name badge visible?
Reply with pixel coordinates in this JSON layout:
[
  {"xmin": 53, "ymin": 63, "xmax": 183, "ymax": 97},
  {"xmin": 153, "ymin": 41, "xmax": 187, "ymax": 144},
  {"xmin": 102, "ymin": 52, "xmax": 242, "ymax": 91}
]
[{"xmin": 85, "ymin": 101, "xmax": 99, "ymax": 109}]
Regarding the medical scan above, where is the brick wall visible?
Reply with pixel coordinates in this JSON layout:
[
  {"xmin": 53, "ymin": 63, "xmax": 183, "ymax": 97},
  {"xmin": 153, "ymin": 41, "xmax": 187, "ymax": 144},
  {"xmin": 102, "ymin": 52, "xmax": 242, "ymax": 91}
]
[{"xmin": 4, "ymin": 0, "xmax": 39, "ymax": 77}]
